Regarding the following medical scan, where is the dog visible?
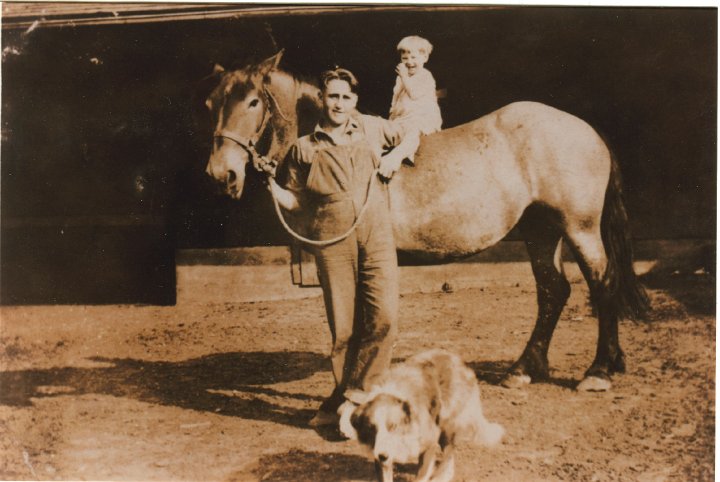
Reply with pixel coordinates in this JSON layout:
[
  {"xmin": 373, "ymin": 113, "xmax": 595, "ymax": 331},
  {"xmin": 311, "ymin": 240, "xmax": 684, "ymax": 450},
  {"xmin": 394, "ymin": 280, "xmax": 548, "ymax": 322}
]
[{"xmin": 338, "ymin": 349, "xmax": 504, "ymax": 482}]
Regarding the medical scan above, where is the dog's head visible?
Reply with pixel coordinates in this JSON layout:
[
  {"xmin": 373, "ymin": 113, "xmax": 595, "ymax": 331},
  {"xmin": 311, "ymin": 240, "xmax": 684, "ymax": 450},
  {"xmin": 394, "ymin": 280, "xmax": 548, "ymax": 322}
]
[{"xmin": 339, "ymin": 390, "xmax": 424, "ymax": 466}]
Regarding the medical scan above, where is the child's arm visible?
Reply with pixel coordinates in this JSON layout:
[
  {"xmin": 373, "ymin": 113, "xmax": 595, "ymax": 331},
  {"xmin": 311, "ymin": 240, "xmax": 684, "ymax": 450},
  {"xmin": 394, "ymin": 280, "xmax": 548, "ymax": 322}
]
[{"xmin": 396, "ymin": 66, "xmax": 436, "ymax": 100}]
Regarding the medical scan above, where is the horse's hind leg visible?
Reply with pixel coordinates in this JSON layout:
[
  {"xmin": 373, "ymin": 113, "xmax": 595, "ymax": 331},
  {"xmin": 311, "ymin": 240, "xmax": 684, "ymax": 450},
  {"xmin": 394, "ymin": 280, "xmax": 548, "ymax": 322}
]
[
  {"xmin": 502, "ymin": 207, "xmax": 570, "ymax": 388},
  {"xmin": 564, "ymin": 226, "xmax": 624, "ymax": 392}
]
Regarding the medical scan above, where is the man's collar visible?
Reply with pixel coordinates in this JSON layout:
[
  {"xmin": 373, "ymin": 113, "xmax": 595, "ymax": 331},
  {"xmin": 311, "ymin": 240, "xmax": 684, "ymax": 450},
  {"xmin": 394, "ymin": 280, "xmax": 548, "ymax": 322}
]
[{"xmin": 313, "ymin": 113, "xmax": 361, "ymax": 143}]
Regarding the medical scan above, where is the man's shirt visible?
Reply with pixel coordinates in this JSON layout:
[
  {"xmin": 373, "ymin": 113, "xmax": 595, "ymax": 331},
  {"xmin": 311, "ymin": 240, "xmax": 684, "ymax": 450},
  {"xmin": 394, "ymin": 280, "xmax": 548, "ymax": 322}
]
[{"xmin": 282, "ymin": 112, "xmax": 405, "ymax": 198}]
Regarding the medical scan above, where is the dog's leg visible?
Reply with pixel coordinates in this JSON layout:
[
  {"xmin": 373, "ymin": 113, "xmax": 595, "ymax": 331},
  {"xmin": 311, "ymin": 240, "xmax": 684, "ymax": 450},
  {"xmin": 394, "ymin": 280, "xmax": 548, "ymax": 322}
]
[
  {"xmin": 415, "ymin": 444, "xmax": 440, "ymax": 482},
  {"xmin": 375, "ymin": 459, "xmax": 394, "ymax": 482},
  {"xmin": 429, "ymin": 444, "xmax": 455, "ymax": 482}
]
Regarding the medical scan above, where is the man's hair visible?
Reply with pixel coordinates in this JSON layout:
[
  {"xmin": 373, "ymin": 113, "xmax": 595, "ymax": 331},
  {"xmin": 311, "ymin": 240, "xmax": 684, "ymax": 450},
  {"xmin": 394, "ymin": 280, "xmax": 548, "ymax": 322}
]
[
  {"xmin": 397, "ymin": 36, "xmax": 433, "ymax": 57},
  {"xmin": 320, "ymin": 68, "xmax": 359, "ymax": 94}
]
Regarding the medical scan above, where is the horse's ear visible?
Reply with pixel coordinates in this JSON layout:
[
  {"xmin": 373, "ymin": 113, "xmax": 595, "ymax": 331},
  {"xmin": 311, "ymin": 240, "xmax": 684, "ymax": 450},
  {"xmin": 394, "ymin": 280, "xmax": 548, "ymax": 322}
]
[
  {"xmin": 257, "ymin": 50, "xmax": 284, "ymax": 76},
  {"xmin": 212, "ymin": 63, "xmax": 225, "ymax": 75}
]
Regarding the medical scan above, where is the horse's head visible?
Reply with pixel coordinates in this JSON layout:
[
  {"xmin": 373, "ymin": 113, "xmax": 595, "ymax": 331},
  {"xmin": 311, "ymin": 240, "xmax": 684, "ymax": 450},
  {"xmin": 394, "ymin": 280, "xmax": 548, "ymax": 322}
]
[{"xmin": 204, "ymin": 52, "xmax": 284, "ymax": 199}]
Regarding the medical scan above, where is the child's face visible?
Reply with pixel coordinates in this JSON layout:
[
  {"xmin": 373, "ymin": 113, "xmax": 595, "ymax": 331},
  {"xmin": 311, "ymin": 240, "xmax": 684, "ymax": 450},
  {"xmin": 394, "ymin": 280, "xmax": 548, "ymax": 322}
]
[{"xmin": 399, "ymin": 48, "xmax": 427, "ymax": 76}]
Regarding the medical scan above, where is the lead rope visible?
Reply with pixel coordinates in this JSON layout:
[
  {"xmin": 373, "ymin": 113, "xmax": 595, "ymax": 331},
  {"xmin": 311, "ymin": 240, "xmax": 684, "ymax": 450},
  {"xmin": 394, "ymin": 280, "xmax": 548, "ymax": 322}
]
[{"xmin": 256, "ymin": 156, "xmax": 380, "ymax": 247}]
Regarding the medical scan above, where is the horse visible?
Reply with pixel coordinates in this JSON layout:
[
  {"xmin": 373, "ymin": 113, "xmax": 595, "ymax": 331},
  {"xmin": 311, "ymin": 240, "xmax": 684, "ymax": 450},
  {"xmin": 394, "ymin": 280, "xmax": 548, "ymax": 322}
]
[{"xmin": 204, "ymin": 52, "xmax": 649, "ymax": 392}]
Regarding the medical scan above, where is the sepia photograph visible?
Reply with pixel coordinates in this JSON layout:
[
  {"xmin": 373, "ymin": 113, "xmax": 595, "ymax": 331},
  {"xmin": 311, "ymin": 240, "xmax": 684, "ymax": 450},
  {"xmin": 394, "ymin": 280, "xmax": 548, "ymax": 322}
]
[{"xmin": 0, "ymin": 2, "xmax": 715, "ymax": 481}]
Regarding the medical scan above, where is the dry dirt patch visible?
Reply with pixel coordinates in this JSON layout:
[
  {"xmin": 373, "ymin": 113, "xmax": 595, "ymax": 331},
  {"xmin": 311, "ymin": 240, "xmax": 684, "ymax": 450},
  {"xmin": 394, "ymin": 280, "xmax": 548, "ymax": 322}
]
[{"xmin": 1, "ymin": 263, "xmax": 714, "ymax": 481}]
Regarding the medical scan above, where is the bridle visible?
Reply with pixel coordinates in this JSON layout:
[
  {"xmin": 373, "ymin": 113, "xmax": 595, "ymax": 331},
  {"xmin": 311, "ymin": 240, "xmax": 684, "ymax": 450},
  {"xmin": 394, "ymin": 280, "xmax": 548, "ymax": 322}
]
[{"xmin": 212, "ymin": 86, "xmax": 290, "ymax": 174}]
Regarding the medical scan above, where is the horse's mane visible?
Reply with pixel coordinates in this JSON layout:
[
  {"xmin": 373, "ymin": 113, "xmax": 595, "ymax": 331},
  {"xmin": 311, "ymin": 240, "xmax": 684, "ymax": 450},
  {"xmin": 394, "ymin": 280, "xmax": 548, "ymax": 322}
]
[{"xmin": 276, "ymin": 67, "xmax": 319, "ymax": 90}]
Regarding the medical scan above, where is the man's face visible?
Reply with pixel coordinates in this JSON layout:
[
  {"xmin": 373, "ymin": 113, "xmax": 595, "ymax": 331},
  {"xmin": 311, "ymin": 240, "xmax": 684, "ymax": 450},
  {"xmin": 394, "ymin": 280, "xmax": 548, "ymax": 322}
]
[{"xmin": 322, "ymin": 78, "xmax": 358, "ymax": 127}]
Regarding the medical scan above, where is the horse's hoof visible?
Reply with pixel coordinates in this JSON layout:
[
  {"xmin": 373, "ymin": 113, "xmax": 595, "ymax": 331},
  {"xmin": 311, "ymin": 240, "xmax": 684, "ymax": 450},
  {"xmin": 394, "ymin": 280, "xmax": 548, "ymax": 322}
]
[
  {"xmin": 501, "ymin": 373, "xmax": 531, "ymax": 389},
  {"xmin": 576, "ymin": 376, "xmax": 612, "ymax": 392}
]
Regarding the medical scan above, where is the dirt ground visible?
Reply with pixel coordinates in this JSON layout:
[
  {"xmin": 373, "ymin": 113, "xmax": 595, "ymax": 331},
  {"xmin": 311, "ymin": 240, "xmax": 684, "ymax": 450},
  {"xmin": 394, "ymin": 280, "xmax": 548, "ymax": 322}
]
[{"xmin": 0, "ymin": 260, "xmax": 714, "ymax": 481}]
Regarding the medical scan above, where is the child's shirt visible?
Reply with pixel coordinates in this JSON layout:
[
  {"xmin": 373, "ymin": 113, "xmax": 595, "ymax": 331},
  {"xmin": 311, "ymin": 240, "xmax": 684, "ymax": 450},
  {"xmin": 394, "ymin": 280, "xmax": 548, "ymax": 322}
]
[{"xmin": 389, "ymin": 67, "xmax": 442, "ymax": 135}]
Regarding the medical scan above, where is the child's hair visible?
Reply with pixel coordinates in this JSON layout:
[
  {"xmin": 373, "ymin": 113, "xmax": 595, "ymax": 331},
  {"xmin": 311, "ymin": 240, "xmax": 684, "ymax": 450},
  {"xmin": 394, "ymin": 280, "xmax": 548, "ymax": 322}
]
[{"xmin": 397, "ymin": 36, "xmax": 433, "ymax": 57}]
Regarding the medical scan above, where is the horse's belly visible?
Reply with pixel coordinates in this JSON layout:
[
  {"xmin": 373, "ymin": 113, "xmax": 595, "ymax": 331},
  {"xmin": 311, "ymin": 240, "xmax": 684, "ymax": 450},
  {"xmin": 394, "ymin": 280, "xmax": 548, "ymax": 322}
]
[
  {"xmin": 390, "ymin": 165, "xmax": 530, "ymax": 260},
  {"xmin": 392, "ymin": 201, "xmax": 522, "ymax": 259}
]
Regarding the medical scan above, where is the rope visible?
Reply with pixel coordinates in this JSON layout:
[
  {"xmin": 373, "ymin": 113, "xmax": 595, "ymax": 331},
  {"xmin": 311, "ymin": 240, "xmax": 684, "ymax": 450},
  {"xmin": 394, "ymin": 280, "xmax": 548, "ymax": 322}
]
[
  {"xmin": 268, "ymin": 169, "xmax": 380, "ymax": 247},
  {"xmin": 265, "ymin": 87, "xmax": 290, "ymax": 122}
]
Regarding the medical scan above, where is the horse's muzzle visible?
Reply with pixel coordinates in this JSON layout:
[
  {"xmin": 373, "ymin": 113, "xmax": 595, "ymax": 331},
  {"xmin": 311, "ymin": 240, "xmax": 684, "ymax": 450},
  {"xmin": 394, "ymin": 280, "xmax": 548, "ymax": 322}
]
[{"xmin": 225, "ymin": 168, "xmax": 244, "ymax": 199}]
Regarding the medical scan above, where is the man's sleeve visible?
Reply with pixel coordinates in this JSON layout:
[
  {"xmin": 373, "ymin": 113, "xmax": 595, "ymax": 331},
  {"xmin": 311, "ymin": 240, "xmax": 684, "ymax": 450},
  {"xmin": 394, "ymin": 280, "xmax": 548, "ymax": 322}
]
[
  {"xmin": 371, "ymin": 116, "xmax": 406, "ymax": 151},
  {"xmin": 279, "ymin": 143, "xmax": 308, "ymax": 193}
]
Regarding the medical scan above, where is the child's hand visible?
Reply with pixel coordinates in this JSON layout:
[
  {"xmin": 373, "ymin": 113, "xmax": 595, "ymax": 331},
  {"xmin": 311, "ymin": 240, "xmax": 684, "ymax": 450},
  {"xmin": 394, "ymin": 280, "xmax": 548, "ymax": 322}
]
[{"xmin": 395, "ymin": 63, "xmax": 409, "ymax": 78}]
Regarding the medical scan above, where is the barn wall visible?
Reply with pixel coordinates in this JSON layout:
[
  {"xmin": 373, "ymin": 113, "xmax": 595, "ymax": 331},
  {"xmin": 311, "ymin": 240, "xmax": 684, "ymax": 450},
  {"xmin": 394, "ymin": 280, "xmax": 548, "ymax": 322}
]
[{"xmin": 1, "ymin": 6, "xmax": 716, "ymax": 303}]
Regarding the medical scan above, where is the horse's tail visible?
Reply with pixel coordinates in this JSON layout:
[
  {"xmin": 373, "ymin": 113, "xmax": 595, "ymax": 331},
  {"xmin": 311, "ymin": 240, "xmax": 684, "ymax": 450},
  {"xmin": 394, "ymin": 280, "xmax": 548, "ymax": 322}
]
[{"xmin": 600, "ymin": 154, "xmax": 651, "ymax": 320}]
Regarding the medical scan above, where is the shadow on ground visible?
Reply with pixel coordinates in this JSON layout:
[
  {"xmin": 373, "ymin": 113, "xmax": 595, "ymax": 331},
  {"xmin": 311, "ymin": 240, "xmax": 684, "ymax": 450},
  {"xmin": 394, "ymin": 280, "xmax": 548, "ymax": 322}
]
[
  {"xmin": 0, "ymin": 351, "xmax": 327, "ymax": 428},
  {"xmin": 639, "ymin": 241, "xmax": 715, "ymax": 318},
  {"xmin": 229, "ymin": 449, "xmax": 417, "ymax": 482}
]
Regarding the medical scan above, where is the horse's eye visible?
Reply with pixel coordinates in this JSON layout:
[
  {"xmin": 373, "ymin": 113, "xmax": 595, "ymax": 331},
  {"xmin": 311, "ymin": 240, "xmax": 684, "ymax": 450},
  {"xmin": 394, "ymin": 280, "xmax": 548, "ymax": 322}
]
[{"xmin": 249, "ymin": 98, "xmax": 259, "ymax": 108}]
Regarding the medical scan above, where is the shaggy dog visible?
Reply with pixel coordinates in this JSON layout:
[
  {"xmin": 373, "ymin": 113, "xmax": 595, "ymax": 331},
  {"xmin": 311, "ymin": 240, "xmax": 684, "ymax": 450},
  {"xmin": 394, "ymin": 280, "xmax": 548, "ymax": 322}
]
[{"xmin": 338, "ymin": 349, "xmax": 504, "ymax": 482}]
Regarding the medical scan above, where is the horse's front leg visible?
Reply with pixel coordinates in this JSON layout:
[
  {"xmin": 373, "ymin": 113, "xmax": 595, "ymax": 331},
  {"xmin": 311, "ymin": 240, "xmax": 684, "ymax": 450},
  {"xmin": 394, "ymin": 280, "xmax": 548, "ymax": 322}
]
[{"xmin": 502, "ymin": 216, "xmax": 570, "ymax": 388}]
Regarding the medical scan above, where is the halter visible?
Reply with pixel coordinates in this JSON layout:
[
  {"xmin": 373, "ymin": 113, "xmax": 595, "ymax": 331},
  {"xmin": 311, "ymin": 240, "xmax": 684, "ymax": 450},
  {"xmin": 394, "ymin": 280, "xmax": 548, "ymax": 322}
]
[{"xmin": 212, "ymin": 87, "xmax": 289, "ymax": 174}]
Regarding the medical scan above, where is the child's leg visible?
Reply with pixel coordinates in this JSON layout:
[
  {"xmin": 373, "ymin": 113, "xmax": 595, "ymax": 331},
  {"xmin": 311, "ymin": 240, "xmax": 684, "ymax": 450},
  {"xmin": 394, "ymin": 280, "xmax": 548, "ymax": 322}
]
[{"xmin": 395, "ymin": 126, "xmax": 421, "ymax": 165}]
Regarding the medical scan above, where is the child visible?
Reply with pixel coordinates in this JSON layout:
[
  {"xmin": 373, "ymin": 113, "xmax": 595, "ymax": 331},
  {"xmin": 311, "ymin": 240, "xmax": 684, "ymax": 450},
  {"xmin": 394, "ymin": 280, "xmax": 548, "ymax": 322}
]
[{"xmin": 389, "ymin": 35, "xmax": 443, "ymax": 141}]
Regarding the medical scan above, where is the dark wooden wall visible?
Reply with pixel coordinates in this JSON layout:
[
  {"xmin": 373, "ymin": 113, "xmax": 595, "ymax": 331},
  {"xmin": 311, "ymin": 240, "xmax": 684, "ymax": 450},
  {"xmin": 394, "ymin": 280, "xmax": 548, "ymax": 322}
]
[{"xmin": 1, "ymin": 6, "xmax": 716, "ymax": 304}]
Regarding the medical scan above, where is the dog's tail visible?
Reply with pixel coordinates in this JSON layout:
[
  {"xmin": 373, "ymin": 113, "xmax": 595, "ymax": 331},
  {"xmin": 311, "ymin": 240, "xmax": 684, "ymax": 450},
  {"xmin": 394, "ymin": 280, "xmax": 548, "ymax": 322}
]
[
  {"xmin": 458, "ymin": 389, "xmax": 505, "ymax": 447},
  {"xmin": 473, "ymin": 418, "xmax": 505, "ymax": 447}
]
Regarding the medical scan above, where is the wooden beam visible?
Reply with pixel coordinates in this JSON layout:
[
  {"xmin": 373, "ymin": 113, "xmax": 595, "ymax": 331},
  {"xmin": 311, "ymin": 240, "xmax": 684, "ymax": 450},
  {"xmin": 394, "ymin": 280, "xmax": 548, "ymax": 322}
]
[{"xmin": 2, "ymin": 3, "xmax": 501, "ymax": 29}]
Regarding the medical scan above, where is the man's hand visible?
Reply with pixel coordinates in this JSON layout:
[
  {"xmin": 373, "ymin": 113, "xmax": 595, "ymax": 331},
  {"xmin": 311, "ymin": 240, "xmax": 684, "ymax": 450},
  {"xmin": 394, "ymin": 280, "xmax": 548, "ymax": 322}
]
[
  {"xmin": 267, "ymin": 177, "xmax": 301, "ymax": 211},
  {"xmin": 254, "ymin": 155, "xmax": 278, "ymax": 177},
  {"xmin": 378, "ymin": 150, "xmax": 403, "ymax": 182}
]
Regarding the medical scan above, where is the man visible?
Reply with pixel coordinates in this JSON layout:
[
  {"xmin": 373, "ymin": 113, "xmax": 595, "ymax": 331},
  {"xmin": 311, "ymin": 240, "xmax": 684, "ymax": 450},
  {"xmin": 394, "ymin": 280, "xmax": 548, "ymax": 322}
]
[{"xmin": 269, "ymin": 67, "xmax": 418, "ymax": 426}]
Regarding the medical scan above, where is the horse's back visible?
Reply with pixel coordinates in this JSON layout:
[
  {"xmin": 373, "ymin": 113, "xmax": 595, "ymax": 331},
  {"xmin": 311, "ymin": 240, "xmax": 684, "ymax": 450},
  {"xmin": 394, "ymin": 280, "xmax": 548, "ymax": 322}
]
[
  {"xmin": 424, "ymin": 100, "xmax": 604, "ymax": 153},
  {"xmin": 419, "ymin": 100, "xmax": 612, "ymax": 215}
]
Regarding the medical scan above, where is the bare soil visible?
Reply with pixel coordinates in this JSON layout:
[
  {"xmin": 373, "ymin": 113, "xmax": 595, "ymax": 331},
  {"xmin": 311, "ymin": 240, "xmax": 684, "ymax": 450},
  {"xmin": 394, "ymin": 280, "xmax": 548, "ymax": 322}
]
[{"xmin": 0, "ymin": 262, "xmax": 714, "ymax": 481}]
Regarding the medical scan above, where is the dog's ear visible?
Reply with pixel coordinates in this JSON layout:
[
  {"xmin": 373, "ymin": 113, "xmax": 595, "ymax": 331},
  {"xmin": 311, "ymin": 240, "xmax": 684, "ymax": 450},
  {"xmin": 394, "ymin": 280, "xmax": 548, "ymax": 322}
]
[
  {"xmin": 402, "ymin": 400, "xmax": 413, "ymax": 424},
  {"xmin": 429, "ymin": 395, "xmax": 441, "ymax": 424},
  {"xmin": 338, "ymin": 400, "xmax": 359, "ymax": 441},
  {"xmin": 344, "ymin": 389, "xmax": 369, "ymax": 405},
  {"xmin": 350, "ymin": 404, "xmax": 378, "ymax": 446}
]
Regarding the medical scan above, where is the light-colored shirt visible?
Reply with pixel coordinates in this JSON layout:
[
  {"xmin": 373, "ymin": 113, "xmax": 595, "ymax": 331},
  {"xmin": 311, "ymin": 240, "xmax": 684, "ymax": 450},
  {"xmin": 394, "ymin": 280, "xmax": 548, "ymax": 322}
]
[{"xmin": 389, "ymin": 67, "xmax": 442, "ymax": 135}]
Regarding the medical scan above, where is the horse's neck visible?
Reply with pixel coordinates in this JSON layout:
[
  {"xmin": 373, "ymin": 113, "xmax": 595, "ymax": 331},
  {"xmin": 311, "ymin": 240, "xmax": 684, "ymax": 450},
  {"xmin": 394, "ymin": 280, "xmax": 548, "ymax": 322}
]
[
  {"xmin": 267, "ymin": 71, "xmax": 321, "ymax": 160},
  {"xmin": 295, "ymin": 80, "xmax": 322, "ymax": 138}
]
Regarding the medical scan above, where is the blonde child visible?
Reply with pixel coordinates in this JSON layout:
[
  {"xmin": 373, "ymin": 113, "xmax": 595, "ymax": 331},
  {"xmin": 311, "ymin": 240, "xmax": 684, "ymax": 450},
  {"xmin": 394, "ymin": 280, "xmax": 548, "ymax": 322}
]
[{"xmin": 389, "ymin": 35, "xmax": 443, "ymax": 140}]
